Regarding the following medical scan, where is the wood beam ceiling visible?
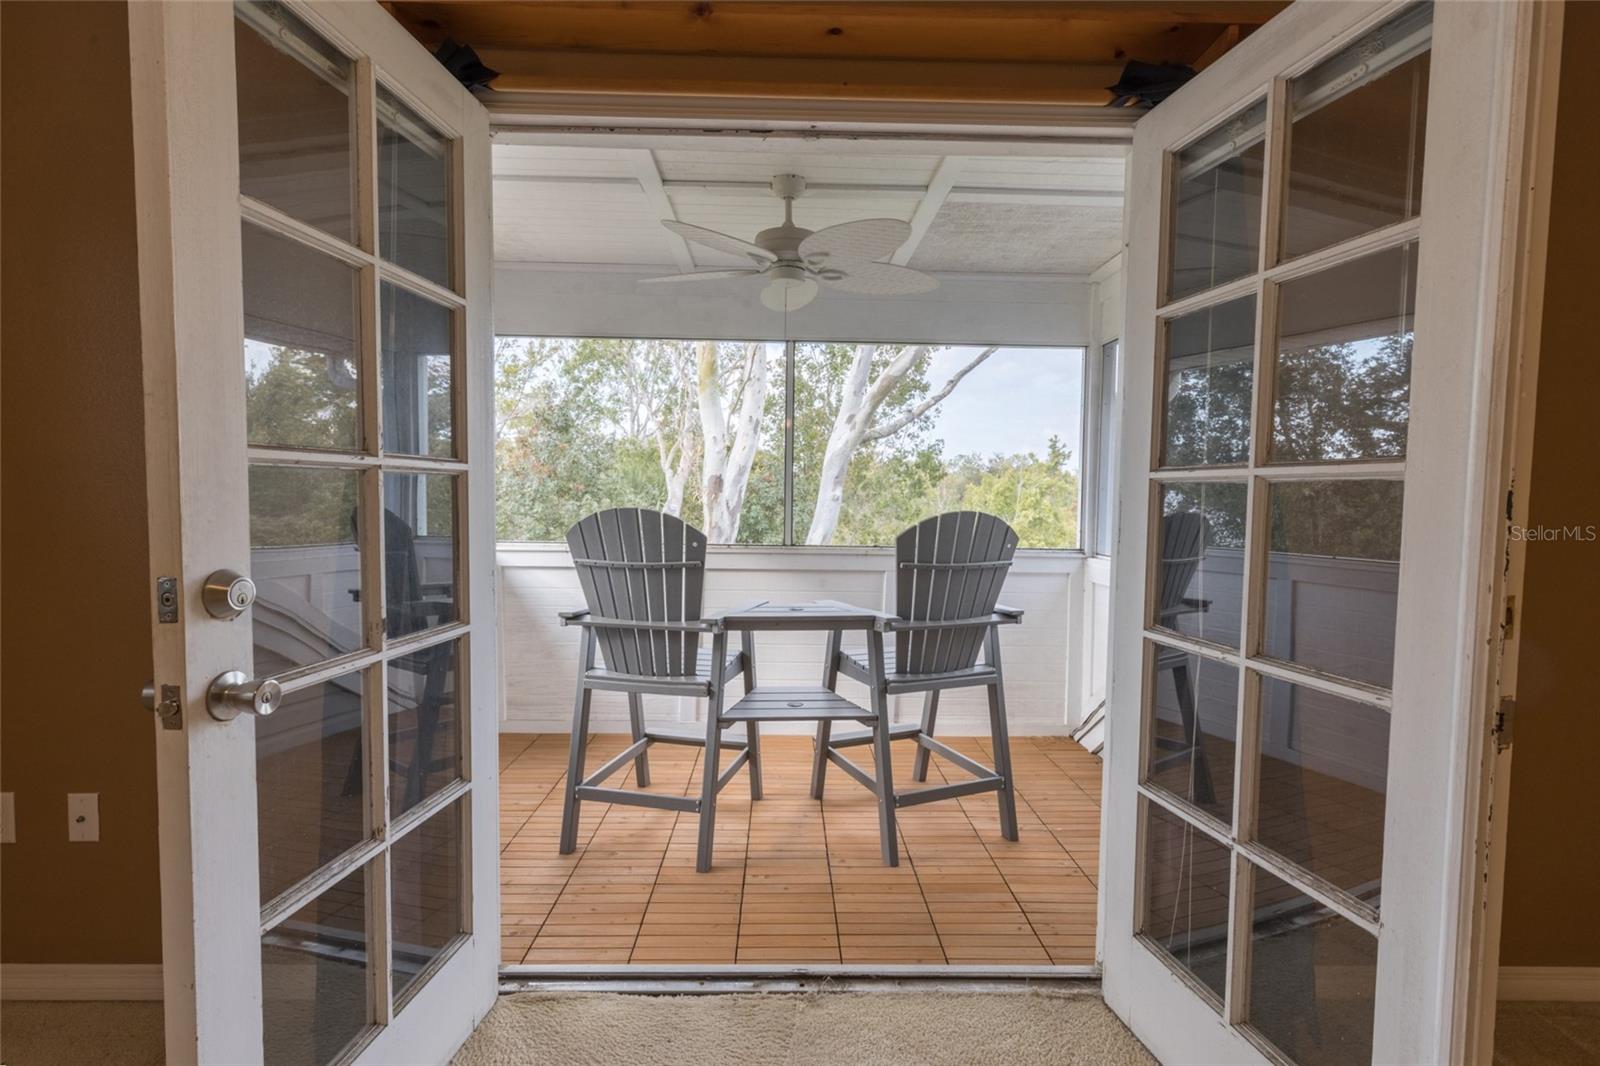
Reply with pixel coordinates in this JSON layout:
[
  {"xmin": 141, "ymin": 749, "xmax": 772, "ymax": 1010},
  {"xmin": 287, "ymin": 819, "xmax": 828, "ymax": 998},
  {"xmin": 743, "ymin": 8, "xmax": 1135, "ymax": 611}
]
[{"xmin": 382, "ymin": 1, "xmax": 1287, "ymax": 106}]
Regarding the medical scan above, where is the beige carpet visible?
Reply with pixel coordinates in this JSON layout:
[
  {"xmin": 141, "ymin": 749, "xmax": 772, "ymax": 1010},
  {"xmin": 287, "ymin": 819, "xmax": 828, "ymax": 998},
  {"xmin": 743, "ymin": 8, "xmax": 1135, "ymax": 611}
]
[
  {"xmin": 0, "ymin": 990, "xmax": 1153, "ymax": 1066},
  {"xmin": 1, "ymin": 1001, "xmax": 165, "ymax": 1066},
  {"xmin": 452, "ymin": 990, "xmax": 1155, "ymax": 1066},
  {"xmin": 1494, "ymin": 1001, "xmax": 1600, "ymax": 1066}
]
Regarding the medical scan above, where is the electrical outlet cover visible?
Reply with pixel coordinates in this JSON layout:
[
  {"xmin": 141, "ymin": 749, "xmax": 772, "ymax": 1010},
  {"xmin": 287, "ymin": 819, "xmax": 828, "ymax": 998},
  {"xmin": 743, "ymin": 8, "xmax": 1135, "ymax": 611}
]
[{"xmin": 67, "ymin": 793, "xmax": 99, "ymax": 842}]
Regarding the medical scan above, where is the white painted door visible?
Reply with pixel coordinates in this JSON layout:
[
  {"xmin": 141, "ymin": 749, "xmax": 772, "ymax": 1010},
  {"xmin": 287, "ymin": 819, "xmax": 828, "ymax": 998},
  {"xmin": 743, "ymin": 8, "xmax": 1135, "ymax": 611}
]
[
  {"xmin": 1102, "ymin": 2, "xmax": 1542, "ymax": 1063},
  {"xmin": 130, "ymin": 3, "xmax": 496, "ymax": 1063}
]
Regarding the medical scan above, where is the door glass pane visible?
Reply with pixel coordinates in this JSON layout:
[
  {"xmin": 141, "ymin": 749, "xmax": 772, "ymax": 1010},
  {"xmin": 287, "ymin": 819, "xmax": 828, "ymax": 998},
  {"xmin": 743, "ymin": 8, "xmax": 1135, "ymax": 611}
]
[
  {"xmin": 1155, "ymin": 482, "xmax": 1246, "ymax": 647},
  {"xmin": 243, "ymin": 223, "xmax": 359, "ymax": 452},
  {"xmin": 1264, "ymin": 480, "xmax": 1403, "ymax": 688},
  {"xmin": 389, "ymin": 640, "xmax": 461, "ymax": 817},
  {"xmin": 234, "ymin": 1, "xmax": 355, "ymax": 242},
  {"xmin": 392, "ymin": 799, "xmax": 465, "ymax": 1005},
  {"xmin": 1272, "ymin": 242, "xmax": 1418, "ymax": 463},
  {"xmin": 256, "ymin": 673, "xmax": 365, "ymax": 903},
  {"xmin": 249, "ymin": 465, "xmax": 362, "ymax": 676},
  {"xmin": 379, "ymin": 85, "xmax": 451, "ymax": 287},
  {"xmin": 1139, "ymin": 800, "xmax": 1231, "ymax": 1004},
  {"xmin": 1094, "ymin": 340, "xmax": 1119, "ymax": 556},
  {"xmin": 1145, "ymin": 646, "xmax": 1237, "ymax": 823},
  {"xmin": 261, "ymin": 865, "xmax": 370, "ymax": 1065},
  {"xmin": 383, "ymin": 473, "xmax": 457, "ymax": 638},
  {"xmin": 1167, "ymin": 99, "xmax": 1266, "ymax": 302},
  {"xmin": 1256, "ymin": 678, "xmax": 1388, "ymax": 903},
  {"xmin": 1247, "ymin": 864, "xmax": 1378, "ymax": 1065},
  {"xmin": 380, "ymin": 282, "xmax": 454, "ymax": 457},
  {"xmin": 1161, "ymin": 295, "xmax": 1255, "ymax": 467},
  {"xmin": 1282, "ymin": 3, "xmax": 1432, "ymax": 260}
]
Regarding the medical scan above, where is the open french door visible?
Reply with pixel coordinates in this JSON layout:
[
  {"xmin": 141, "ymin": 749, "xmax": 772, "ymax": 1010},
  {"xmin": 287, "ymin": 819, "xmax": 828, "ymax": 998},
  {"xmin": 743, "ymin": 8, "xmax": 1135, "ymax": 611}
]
[
  {"xmin": 131, "ymin": 2, "xmax": 496, "ymax": 1063},
  {"xmin": 1102, "ymin": 2, "xmax": 1546, "ymax": 1063}
]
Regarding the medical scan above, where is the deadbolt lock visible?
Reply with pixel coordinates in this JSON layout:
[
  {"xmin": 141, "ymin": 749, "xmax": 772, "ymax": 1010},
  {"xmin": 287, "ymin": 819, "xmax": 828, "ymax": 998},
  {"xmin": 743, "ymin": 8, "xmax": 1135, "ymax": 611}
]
[{"xmin": 201, "ymin": 569, "xmax": 256, "ymax": 620}]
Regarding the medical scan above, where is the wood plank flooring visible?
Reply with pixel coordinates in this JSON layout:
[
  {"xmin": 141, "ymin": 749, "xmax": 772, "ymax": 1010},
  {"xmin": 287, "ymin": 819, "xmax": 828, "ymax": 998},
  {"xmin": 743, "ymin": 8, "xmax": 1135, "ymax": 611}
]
[{"xmin": 500, "ymin": 732, "xmax": 1101, "ymax": 967}]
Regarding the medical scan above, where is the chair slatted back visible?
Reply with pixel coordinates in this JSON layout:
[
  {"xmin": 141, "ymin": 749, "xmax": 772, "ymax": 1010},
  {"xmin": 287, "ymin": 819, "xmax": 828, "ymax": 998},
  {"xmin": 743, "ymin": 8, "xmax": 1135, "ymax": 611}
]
[
  {"xmin": 567, "ymin": 508, "xmax": 707, "ymax": 678},
  {"xmin": 895, "ymin": 511, "xmax": 1018, "ymax": 675},
  {"xmin": 1157, "ymin": 511, "xmax": 1206, "ymax": 623}
]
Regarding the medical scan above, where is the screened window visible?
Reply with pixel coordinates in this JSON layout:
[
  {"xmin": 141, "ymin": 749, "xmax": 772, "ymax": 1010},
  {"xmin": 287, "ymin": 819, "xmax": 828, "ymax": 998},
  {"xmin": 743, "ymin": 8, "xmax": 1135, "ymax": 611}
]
[
  {"xmin": 495, "ymin": 338, "xmax": 1086, "ymax": 549},
  {"xmin": 1093, "ymin": 339, "xmax": 1120, "ymax": 556}
]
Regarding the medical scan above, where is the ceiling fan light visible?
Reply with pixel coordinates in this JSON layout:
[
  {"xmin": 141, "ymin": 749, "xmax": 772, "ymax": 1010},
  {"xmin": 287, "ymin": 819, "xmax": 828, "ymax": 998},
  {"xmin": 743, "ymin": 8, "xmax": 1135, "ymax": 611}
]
[{"xmin": 760, "ymin": 274, "xmax": 818, "ymax": 312}]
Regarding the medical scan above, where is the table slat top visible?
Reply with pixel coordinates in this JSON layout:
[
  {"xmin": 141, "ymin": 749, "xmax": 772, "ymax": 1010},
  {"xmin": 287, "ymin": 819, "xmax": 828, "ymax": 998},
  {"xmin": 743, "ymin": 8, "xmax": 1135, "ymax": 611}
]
[{"xmin": 713, "ymin": 599, "xmax": 886, "ymax": 632}]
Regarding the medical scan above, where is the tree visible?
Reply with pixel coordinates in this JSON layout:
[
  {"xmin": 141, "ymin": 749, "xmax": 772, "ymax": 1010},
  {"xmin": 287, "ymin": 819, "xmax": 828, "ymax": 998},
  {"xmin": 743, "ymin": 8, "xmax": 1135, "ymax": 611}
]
[
  {"xmin": 803, "ymin": 344, "xmax": 997, "ymax": 545},
  {"xmin": 697, "ymin": 340, "xmax": 771, "ymax": 542},
  {"xmin": 956, "ymin": 437, "xmax": 1081, "ymax": 549}
]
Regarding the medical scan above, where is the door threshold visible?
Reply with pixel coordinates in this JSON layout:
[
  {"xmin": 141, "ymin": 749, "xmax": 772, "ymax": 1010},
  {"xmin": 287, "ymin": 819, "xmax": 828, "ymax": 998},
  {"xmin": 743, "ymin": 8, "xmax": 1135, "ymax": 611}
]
[{"xmin": 500, "ymin": 963, "xmax": 1100, "ymax": 995}]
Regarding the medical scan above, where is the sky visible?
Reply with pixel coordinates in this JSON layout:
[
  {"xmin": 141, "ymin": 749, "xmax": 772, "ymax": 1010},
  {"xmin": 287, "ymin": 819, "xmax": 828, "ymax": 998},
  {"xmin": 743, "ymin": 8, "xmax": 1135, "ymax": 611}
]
[{"xmin": 920, "ymin": 345, "xmax": 1086, "ymax": 471}]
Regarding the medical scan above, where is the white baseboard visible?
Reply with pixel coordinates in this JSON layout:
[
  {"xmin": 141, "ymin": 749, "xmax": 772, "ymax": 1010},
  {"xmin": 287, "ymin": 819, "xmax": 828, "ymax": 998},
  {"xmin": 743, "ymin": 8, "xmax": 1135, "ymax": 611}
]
[
  {"xmin": 1498, "ymin": 966, "xmax": 1600, "ymax": 1002},
  {"xmin": 0, "ymin": 963, "xmax": 163, "ymax": 1001}
]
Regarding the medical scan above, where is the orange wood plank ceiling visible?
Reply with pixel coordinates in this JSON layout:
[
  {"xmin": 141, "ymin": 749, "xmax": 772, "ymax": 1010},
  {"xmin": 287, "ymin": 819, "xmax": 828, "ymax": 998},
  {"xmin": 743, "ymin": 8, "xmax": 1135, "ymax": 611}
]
[{"xmin": 383, "ymin": 1, "xmax": 1286, "ymax": 105}]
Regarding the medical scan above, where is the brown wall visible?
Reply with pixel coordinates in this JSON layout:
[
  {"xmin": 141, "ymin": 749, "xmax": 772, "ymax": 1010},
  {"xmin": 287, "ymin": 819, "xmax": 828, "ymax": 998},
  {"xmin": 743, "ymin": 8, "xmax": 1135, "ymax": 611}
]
[
  {"xmin": 1497, "ymin": 0, "xmax": 1600, "ymax": 970},
  {"xmin": 1, "ymin": 1, "xmax": 163, "ymax": 964}
]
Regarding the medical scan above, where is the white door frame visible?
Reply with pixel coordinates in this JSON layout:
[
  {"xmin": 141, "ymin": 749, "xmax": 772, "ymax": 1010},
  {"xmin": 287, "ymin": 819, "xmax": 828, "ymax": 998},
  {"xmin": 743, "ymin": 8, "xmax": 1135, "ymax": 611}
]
[
  {"xmin": 1101, "ymin": 2, "xmax": 1553, "ymax": 1063},
  {"xmin": 130, "ymin": 3, "xmax": 497, "ymax": 1062},
  {"xmin": 1457, "ymin": 2, "xmax": 1565, "ymax": 1059}
]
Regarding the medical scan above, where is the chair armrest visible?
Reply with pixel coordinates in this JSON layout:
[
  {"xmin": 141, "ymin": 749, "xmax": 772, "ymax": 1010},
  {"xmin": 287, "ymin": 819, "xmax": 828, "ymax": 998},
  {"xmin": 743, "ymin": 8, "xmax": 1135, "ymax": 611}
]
[
  {"xmin": 994, "ymin": 603, "xmax": 1024, "ymax": 620},
  {"xmin": 563, "ymin": 613, "xmax": 723, "ymax": 634},
  {"xmin": 1180, "ymin": 597, "xmax": 1212, "ymax": 611},
  {"xmin": 557, "ymin": 607, "xmax": 590, "ymax": 624},
  {"xmin": 881, "ymin": 612, "xmax": 1022, "ymax": 633}
]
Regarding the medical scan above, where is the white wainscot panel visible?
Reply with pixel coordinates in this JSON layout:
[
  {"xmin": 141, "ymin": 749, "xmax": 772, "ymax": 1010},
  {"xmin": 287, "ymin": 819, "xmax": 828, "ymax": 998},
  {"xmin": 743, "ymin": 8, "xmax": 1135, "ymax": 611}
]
[{"xmin": 496, "ymin": 543, "xmax": 1083, "ymax": 736}]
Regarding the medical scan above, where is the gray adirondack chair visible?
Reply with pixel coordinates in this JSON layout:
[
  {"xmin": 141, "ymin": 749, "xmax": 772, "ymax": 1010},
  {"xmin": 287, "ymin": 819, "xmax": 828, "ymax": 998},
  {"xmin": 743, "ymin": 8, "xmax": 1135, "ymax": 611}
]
[
  {"xmin": 1151, "ymin": 510, "xmax": 1217, "ymax": 806},
  {"xmin": 557, "ymin": 508, "xmax": 760, "ymax": 872},
  {"xmin": 812, "ymin": 511, "xmax": 1024, "ymax": 866}
]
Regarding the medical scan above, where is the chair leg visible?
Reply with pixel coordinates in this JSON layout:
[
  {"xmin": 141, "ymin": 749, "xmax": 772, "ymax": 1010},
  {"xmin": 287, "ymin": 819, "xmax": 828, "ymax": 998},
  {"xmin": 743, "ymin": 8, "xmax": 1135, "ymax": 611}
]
[
  {"xmin": 560, "ymin": 631, "xmax": 596, "ymax": 855},
  {"xmin": 741, "ymin": 632, "xmax": 762, "ymax": 800},
  {"xmin": 1171, "ymin": 661, "xmax": 1216, "ymax": 807},
  {"xmin": 559, "ymin": 689, "xmax": 593, "ymax": 855},
  {"xmin": 912, "ymin": 690, "xmax": 940, "ymax": 782},
  {"xmin": 627, "ymin": 692, "xmax": 650, "ymax": 788},
  {"xmin": 867, "ymin": 629, "xmax": 899, "ymax": 867},
  {"xmin": 696, "ymin": 632, "xmax": 729, "ymax": 873},
  {"xmin": 985, "ymin": 630, "xmax": 1020, "ymax": 842}
]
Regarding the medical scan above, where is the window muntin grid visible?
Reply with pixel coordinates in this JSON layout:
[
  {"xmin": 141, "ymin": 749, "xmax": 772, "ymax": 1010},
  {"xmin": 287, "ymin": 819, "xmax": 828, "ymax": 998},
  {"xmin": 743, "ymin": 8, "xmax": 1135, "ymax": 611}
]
[
  {"xmin": 234, "ymin": 2, "xmax": 472, "ymax": 1056},
  {"xmin": 1136, "ymin": 5, "xmax": 1432, "ymax": 1058}
]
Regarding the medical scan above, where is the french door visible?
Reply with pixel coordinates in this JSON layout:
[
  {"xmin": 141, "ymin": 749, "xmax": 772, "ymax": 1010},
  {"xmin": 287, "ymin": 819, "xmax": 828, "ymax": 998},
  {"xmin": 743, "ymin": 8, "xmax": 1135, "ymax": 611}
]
[
  {"xmin": 1103, "ymin": 2, "xmax": 1540, "ymax": 1063},
  {"xmin": 131, "ymin": 3, "xmax": 496, "ymax": 1063}
]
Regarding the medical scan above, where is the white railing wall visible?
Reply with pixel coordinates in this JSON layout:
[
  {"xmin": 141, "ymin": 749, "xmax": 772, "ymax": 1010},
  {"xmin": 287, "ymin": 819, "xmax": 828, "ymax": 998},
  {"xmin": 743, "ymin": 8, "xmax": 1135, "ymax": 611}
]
[{"xmin": 496, "ymin": 543, "xmax": 1091, "ymax": 736}]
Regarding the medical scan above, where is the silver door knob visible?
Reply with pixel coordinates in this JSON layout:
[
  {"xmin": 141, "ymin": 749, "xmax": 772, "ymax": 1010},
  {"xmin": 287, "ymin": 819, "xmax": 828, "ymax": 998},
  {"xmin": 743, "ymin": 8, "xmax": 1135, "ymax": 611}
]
[
  {"xmin": 202, "ymin": 569, "xmax": 256, "ymax": 620},
  {"xmin": 207, "ymin": 670, "xmax": 281, "ymax": 721}
]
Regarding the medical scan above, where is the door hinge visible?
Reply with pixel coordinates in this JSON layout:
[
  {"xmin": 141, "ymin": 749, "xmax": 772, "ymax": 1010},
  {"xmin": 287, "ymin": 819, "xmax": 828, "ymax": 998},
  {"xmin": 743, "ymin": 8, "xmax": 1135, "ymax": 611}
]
[
  {"xmin": 1493, "ymin": 696, "xmax": 1516, "ymax": 753},
  {"xmin": 156, "ymin": 576, "xmax": 179, "ymax": 624}
]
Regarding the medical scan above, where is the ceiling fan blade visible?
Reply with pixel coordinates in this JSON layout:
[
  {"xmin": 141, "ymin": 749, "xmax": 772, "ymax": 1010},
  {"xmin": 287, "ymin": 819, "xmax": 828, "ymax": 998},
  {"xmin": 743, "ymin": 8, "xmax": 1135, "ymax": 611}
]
[
  {"xmin": 661, "ymin": 220, "xmax": 777, "ymax": 265},
  {"xmin": 818, "ymin": 261, "xmax": 939, "ymax": 296},
  {"xmin": 799, "ymin": 218, "xmax": 912, "ymax": 266},
  {"xmin": 639, "ymin": 269, "xmax": 765, "ymax": 285}
]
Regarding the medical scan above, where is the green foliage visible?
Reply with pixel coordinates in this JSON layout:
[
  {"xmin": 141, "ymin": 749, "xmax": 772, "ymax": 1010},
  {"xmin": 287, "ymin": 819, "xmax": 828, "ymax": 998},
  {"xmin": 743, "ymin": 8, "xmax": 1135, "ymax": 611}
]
[
  {"xmin": 953, "ymin": 437, "xmax": 1081, "ymax": 549},
  {"xmin": 246, "ymin": 345, "xmax": 358, "ymax": 450}
]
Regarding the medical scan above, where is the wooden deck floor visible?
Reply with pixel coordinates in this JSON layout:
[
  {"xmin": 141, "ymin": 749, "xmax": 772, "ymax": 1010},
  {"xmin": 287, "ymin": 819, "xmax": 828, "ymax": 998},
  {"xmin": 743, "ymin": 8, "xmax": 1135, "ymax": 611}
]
[{"xmin": 500, "ymin": 732, "xmax": 1102, "ymax": 967}]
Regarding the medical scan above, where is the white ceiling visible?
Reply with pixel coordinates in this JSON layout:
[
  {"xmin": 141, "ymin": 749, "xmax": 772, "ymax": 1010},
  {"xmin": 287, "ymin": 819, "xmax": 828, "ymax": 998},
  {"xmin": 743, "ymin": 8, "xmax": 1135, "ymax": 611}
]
[{"xmin": 492, "ymin": 142, "xmax": 1125, "ymax": 277}]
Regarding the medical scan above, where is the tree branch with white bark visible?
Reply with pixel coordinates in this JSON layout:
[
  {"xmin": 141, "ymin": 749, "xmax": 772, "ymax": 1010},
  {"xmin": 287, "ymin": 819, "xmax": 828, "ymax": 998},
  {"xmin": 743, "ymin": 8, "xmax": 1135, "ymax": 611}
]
[
  {"xmin": 804, "ymin": 344, "xmax": 998, "ymax": 545},
  {"xmin": 698, "ymin": 341, "xmax": 771, "ymax": 542}
]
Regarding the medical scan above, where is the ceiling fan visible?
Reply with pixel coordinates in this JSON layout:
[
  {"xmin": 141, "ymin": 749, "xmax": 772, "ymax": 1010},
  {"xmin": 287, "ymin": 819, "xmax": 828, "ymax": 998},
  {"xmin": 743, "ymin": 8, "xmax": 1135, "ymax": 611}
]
[{"xmin": 641, "ymin": 173, "xmax": 939, "ymax": 312}]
